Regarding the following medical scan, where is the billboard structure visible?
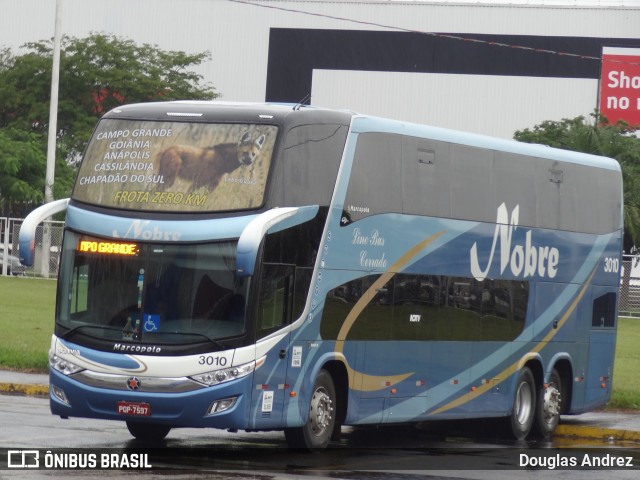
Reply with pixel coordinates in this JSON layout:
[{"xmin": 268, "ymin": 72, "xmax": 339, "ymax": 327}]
[{"xmin": 600, "ymin": 46, "xmax": 640, "ymax": 128}]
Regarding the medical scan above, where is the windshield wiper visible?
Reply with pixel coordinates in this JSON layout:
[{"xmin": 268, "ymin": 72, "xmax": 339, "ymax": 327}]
[
  {"xmin": 57, "ymin": 323, "xmax": 230, "ymax": 351},
  {"xmin": 145, "ymin": 330, "xmax": 229, "ymax": 350},
  {"xmin": 57, "ymin": 323, "xmax": 122, "ymax": 340}
]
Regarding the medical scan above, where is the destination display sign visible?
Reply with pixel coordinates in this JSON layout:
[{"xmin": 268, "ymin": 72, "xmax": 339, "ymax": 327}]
[{"xmin": 77, "ymin": 240, "xmax": 139, "ymax": 256}]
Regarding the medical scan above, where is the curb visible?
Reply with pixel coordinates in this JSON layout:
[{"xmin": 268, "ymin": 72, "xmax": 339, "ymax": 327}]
[
  {"xmin": 0, "ymin": 382, "xmax": 49, "ymax": 397},
  {"xmin": 556, "ymin": 424, "xmax": 640, "ymax": 444}
]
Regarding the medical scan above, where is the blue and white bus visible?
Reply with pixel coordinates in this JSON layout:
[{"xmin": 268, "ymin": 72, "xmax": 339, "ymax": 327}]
[{"xmin": 20, "ymin": 102, "xmax": 623, "ymax": 449}]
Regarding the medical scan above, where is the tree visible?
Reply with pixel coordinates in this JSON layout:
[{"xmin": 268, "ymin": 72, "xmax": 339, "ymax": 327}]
[
  {"xmin": 514, "ymin": 113, "xmax": 640, "ymax": 251},
  {"xmin": 0, "ymin": 128, "xmax": 45, "ymax": 216},
  {"xmin": 0, "ymin": 34, "xmax": 217, "ymax": 216}
]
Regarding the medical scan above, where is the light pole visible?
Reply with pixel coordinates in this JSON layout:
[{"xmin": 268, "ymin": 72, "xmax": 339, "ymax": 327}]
[{"xmin": 41, "ymin": 0, "xmax": 63, "ymax": 278}]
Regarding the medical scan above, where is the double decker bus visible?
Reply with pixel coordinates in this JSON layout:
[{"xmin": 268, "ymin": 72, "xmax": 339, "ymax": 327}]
[{"xmin": 20, "ymin": 101, "xmax": 623, "ymax": 449}]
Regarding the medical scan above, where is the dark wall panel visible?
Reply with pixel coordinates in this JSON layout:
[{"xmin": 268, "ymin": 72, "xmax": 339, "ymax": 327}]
[{"xmin": 266, "ymin": 29, "xmax": 640, "ymax": 102}]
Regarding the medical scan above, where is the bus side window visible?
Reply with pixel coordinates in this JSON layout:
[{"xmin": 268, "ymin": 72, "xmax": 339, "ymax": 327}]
[
  {"xmin": 258, "ymin": 264, "xmax": 294, "ymax": 335},
  {"xmin": 343, "ymin": 133, "xmax": 402, "ymax": 223},
  {"xmin": 402, "ymin": 136, "xmax": 451, "ymax": 218},
  {"xmin": 592, "ymin": 292, "xmax": 617, "ymax": 328},
  {"xmin": 70, "ymin": 264, "xmax": 89, "ymax": 315},
  {"xmin": 293, "ymin": 267, "xmax": 313, "ymax": 321}
]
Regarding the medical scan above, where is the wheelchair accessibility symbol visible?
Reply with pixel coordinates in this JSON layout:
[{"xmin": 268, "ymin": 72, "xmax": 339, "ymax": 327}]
[{"xmin": 143, "ymin": 314, "xmax": 160, "ymax": 332}]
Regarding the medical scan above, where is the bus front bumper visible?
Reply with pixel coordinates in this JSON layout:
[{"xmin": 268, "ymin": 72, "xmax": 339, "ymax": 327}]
[{"xmin": 49, "ymin": 368, "xmax": 253, "ymax": 429}]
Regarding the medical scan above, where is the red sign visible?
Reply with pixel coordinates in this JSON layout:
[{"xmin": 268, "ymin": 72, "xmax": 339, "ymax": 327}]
[{"xmin": 600, "ymin": 47, "xmax": 640, "ymax": 128}]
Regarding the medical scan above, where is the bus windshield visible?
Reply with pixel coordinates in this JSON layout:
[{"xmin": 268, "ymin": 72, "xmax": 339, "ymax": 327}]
[
  {"xmin": 56, "ymin": 231, "xmax": 249, "ymax": 347},
  {"xmin": 72, "ymin": 119, "xmax": 278, "ymax": 213}
]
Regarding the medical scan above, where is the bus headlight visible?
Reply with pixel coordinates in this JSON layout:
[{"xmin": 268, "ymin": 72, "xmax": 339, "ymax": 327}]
[
  {"xmin": 207, "ymin": 397, "xmax": 238, "ymax": 415},
  {"xmin": 190, "ymin": 360, "xmax": 256, "ymax": 387},
  {"xmin": 49, "ymin": 352, "xmax": 84, "ymax": 375},
  {"xmin": 51, "ymin": 384, "xmax": 70, "ymax": 406}
]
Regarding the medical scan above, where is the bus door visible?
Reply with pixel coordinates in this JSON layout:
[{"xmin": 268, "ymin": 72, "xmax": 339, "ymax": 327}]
[
  {"xmin": 584, "ymin": 289, "xmax": 617, "ymax": 409},
  {"xmin": 250, "ymin": 263, "xmax": 295, "ymax": 428}
]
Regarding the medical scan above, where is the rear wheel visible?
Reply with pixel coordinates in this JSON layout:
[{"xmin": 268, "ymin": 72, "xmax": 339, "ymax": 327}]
[
  {"xmin": 532, "ymin": 368, "xmax": 562, "ymax": 438},
  {"xmin": 285, "ymin": 369, "xmax": 336, "ymax": 450},
  {"xmin": 506, "ymin": 367, "xmax": 536, "ymax": 440},
  {"xmin": 126, "ymin": 421, "xmax": 171, "ymax": 442}
]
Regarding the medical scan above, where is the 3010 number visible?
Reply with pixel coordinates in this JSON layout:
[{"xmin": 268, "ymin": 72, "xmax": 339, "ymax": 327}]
[
  {"xmin": 604, "ymin": 257, "xmax": 619, "ymax": 273},
  {"xmin": 198, "ymin": 355, "xmax": 228, "ymax": 366}
]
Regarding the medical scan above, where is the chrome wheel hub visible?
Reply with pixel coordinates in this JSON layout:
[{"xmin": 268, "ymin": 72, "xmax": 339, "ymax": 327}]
[
  {"xmin": 515, "ymin": 381, "xmax": 533, "ymax": 425},
  {"xmin": 542, "ymin": 385, "xmax": 561, "ymax": 421},
  {"xmin": 309, "ymin": 387, "xmax": 333, "ymax": 436}
]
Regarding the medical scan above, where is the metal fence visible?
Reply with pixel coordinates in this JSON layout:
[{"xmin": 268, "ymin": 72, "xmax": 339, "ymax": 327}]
[
  {"xmin": 1, "ymin": 216, "xmax": 64, "ymax": 279},
  {"xmin": 3, "ymin": 217, "xmax": 640, "ymax": 316},
  {"xmin": 620, "ymin": 255, "xmax": 640, "ymax": 317}
]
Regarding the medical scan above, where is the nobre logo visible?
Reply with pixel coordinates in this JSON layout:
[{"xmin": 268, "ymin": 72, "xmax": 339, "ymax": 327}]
[
  {"xmin": 470, "ymin": 203, "xmax": 559, "ymax": 282},
  {"xmin": 113, "ymin": 220, "xmax": 181, "ymax": 241},
  {"xmin": 7, "ymin": 450, "xmax": 39, "ymax": 468}
]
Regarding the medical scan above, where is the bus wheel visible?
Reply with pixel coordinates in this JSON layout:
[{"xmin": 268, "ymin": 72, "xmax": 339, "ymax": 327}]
[
  {"xmin": 126, "ymin": 421, "xmax": 171, "ymax": 442},
  {"xmin": 506, "ymin": 367, "xmax": 536, "ymax": 440},
  {"xmin": 285, "ymin": 369, "xmax": 336, "ymax": 450},
  {"xmin": 532, "ymin": 368, "xmax": 562, "ymax": 438}
]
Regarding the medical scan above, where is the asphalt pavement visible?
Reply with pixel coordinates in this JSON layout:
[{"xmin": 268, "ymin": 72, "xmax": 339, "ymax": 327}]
[{"xmin": 1, "ymin": 369, "xmax": 639, "ymax": 444}]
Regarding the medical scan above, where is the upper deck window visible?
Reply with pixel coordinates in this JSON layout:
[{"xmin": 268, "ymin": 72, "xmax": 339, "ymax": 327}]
[{"xmin": 72, "ymin": 119, "xmax": 278, "ymax": 212}]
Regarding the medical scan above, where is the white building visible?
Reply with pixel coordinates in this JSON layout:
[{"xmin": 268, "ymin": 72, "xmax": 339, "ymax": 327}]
[{"xmin": 1, "ymin": 0, "xmax": 640, "ymax": 138}]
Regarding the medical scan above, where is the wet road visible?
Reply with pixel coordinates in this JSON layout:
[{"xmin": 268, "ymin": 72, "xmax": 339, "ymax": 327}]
[{"xmin": 1, "ymin": 394, "xmax": 639, "ymax": 479}]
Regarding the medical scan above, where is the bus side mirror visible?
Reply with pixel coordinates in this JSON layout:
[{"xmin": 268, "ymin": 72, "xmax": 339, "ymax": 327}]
[
  {"xmin": 236, "ymin": 206, "xmax": 319, "ymax": 277},
  {"xmin": 18, "ymin": 198, "xmax": 70, "ymax": 266}
]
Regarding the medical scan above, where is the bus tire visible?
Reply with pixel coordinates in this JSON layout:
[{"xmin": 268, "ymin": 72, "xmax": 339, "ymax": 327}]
[
  {"xmin": 506, "ymin": 367, "xmax": 536, "ymax": 440},
  {"xmin": 284, "ymin": 369, "xmax": 336, "ymax": 450},
  {"xmin": 126, "ymin": 421, "xmax": 171, "ymax": 441},
  {"xmin": 532, "ymin": 368, "xmax": 562, "ymax": 438}
]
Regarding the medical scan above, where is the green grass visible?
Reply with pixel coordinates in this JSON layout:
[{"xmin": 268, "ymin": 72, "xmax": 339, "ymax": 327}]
[
  {"xmin": 0, "ymin": 276, "xmax": 56, "ymax": 371},
  {"xmin": 0, "ymin": 275, "xmax": 639, "ymax": 410},
  {"xmin": 608, "ymin": 317, "xmax": 640, "ymax": 410}
]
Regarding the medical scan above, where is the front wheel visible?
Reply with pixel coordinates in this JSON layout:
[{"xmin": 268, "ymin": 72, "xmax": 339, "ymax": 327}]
[
  {"xmin": 505, "ymin": 367, "xmax": 536, "ymax": 440},
  {"xmin": 285, "ymin": 369, "xmax": 336, "ymax": 450},
  {"xmin": 532, "ymin": 368, "xmax": 562, "ymax": 438},
  {"xmin": 126, "ymin": 421, "xmax": 171, "ymax": 442}
]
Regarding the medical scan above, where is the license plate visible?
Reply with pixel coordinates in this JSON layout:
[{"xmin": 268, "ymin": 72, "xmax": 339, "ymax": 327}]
[{"xmin": 117, "ymin": 401, "xmax": 151, "ymax": 416}]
